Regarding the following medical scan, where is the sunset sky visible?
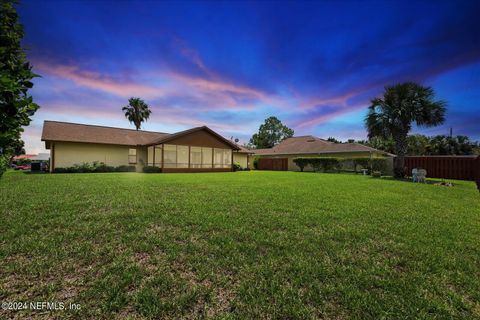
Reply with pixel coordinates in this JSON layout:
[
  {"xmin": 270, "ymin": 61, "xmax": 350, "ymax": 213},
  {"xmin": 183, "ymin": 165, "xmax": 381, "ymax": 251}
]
[{"xmin": 18, "ymin": 0, "xmax": 480, "ymax": 154}]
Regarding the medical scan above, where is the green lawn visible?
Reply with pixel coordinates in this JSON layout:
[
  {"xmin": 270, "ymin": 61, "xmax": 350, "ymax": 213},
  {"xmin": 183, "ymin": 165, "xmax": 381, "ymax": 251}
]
[{"xmin": 1, "ymin": 170, "xmax": 479, "ymax": 319}]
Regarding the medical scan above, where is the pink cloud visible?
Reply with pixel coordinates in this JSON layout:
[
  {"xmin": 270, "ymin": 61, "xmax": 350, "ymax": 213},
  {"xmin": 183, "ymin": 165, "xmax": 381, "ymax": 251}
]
[
  {"xmin": 294, "ymin": 103, "xmax": 365, "ymax": 129},
  {"xmin": 35, "ymin": 63, "xmax": 168, "ymax": 99}
]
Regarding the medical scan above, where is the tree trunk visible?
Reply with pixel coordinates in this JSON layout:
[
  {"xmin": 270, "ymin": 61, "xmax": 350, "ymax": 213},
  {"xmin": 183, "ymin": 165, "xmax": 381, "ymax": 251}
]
[{"xmin": 393, "ymin": 133, "xmax": 408, "ymax": 178}]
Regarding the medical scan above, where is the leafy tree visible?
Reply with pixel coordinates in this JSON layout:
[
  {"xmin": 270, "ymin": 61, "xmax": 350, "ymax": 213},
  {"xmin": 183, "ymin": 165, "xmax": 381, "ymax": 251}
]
[
  {"xmin": 327, "ymin": 137, "xmax": 341, "ymax": 143},
  {"xmin": 357, "ymin": 134, "xmax": 478, "ymax": 156},
  {"xmin": 365, "ymin": 83, "xmax": 446, "ymax": 177},
  {"xmin": 0, "ymin": 0, "xmax": 40, "ymax": 177},
  {"xmin": 406, "ymin": 134, "xmax": 430, "ymax": 155},
  {"xmin": 249, "ymin": 116, "xmax": 294, "ymax": 149},
  {"xmin": 355, "ymin": 137, "xmax": 396, "ymax": 154},
  {"xmin": 428, "ymin": 135, "xmax": 476, "ymax": 155},
  {"xmin": 122, "ymin": 97, "xmax": 152, "ymax": 130}
]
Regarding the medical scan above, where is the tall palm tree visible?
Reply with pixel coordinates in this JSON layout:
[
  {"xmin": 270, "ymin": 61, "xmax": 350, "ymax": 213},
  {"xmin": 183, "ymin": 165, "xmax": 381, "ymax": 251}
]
[
  {"xmin": 122, "ymin": 97, "xmax": 152, "ymax": 130},
  {"xmin": 365, "ymin": 82, "xmax": 446, "ymax": 177}
]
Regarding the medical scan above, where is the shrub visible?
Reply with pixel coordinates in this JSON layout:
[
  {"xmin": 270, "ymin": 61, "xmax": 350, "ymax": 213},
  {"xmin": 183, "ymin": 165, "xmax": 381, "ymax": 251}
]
[
  {"xmin": 253, "ymin": 158, "xmax": 259, "ymax": 170},
  {"xmin": 54, "ymin": 162, "xmax": 137, "ymax": 173},
  {"xmin": 116, "ymin": 165, "xmax": 136, "ymax": 172},
  {"xmin": 75, "ymin": 162, "xmax": 95, "ymax": 173},
  {"xmin": 65, "ymin": 166, "xmax": 80, "ymax": 173},
  {"xmin": 371, "ymin": 158, "xmax": 387, "ymax": 173},
  {"xmin": 372, "ymin": 171, "xmax": 382, "ymax": 178},
  {"xmin": 233, "ymin": 162, "xmax": 242, "ymax": 172},
  {"xmin": 294, "ymin": 157, "xmax": 341, "ymax": 172},
  {"xmin": 351, "ymin": 157, "xmax": 370, "ymax": 173},
  {"xmin": 143, "ymin": 166, "xmax": 161, "ymax": 173},
  {"xmin": 316, "ymin": 158, "xmax": 340, "ymax": 172},
  {"xmin": 292, "ymin": 158, "xmax": 309, "ymax": 172},
  {"xmin": 94, "ymin": 164, "xmax": 116, "ymax": 172},
  {"xmin": 327, "ymin": 158, "xmax": 341, "ymax": 172}
]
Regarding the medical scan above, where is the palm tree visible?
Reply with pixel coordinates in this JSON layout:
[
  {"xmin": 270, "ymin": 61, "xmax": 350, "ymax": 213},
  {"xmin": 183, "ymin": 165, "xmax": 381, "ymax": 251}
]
[
  {"xmin": 122, "ymin": 97, "xmax": 152, "ymax": 130},
  {"xmin": 365, "ymin": 82, "xmax": 446, "ymax": 178}
]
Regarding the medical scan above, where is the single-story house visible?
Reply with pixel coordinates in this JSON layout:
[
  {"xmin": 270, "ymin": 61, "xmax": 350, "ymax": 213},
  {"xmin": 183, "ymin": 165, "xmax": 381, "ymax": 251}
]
[
  {"xmin": 41, "ymin": 121, "xmax": 252, "ymax": 173},
  {"xmin": 253, "ymin": 135, "xmax": 393, "ymax": 171}
]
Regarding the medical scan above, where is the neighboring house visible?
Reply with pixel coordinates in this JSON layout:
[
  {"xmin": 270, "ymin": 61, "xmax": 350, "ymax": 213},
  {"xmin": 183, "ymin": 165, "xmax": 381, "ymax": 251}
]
[
  {"xmin": 41, "ymin": 121, "xmax": 251, "ymax": 173},
  {"xmin": 253, "ymin": 135, "xmax": 392, "ymax": 171},
  {"xmin": 12, "ymin": 154, "xmax": 36, "ymax": 161}
]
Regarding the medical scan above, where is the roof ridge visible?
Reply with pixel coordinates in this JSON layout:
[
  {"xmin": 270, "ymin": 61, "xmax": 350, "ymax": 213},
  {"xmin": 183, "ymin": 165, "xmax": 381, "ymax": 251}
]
[
  {"xmin": 43, "ymin": 120, "xmax": 169, "ymax": 135},
  {"xmin": 290, "ymin": 135, "xmax": 316, "ymax": 138}
]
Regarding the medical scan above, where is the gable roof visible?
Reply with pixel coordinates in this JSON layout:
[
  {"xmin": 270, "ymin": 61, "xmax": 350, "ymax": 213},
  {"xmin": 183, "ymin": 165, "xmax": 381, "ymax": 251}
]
[
  {"xmin": 253, "ymin": 135, "xmax": 389, "ymax": 156},
  {"xmin": 41, "ymin": 121, "xmax": 239, "ymax": 150},
  {"xmin": 42, "ymin": 121, "xmax": 170, "ymax": 146},
  {"xmin": 146, "ymin": 126, "xmax": 240, "ymax": 150}
]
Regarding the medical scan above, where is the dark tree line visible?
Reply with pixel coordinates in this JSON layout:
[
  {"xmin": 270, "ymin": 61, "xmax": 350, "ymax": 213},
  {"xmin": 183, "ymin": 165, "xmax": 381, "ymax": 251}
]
[{"xmin": 332, "ymin": 135, "xmax": 479, "ymax": 156}]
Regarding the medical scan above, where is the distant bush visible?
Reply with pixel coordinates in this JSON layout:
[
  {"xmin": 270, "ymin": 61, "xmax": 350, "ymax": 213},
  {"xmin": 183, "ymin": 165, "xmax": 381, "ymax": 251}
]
[
  {"xmin": 292, "ymin": 157, "xmax": 388, "ymax": 175},
  {"xmin": 293, "ymin": 157, "xmax": 341, "ymax": 172},
  {"xmin": 54, "ymin": 162, "xmax": 136, "ymax": 173},
  {"xmin": 143, "ymin": 166, "xmax": 161, "ymax": 173},
  {"xmin": 16, "ymin": 158, "xmax": 32, "ymax": 165}
]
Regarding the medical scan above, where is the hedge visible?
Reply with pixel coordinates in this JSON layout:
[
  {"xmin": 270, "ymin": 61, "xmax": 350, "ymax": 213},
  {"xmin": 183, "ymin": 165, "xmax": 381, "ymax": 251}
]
[
  {"xmin": 54, "ymin": 162, "xmax": 136, "ymax": 173},
  {"xmin": 143, "ymin": 166, "xmax": 161, "ymax": 173},
  {"xmin": 293, "ymin": 157, "xmax": 388, "ymax": 174},
  {"xmin": 293, "ymin": 157, "xmax": 341, "ymax": 172}
]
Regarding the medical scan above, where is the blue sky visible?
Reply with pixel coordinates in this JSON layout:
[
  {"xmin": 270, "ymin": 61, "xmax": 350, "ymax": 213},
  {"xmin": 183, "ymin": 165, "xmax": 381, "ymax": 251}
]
[{"xmin": 18, "ymin": 0, "xmax": 480, "ymax": 153}]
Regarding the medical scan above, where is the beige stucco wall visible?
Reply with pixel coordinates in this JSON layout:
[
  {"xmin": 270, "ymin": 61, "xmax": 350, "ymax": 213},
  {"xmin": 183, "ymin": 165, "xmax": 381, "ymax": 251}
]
[
  {"xmin": 233, "ymin": 153, "xmax": 249, "ymax": 169},
  {"xmin": 256, "ymin": 152, "xmax": 387, "ymax": 171},
  {"xmin": 53, "ymin": 142, "xmax": 146, "ymax": 171}
]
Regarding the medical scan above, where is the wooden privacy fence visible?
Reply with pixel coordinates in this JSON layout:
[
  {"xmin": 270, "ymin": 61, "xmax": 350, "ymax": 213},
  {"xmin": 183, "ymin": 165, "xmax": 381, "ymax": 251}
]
[
  {"xmin": 403, "ymin": 156, "xmax": 480, "ymax": 181},
  {"xmin": 258, "ymin": 158, "xmax": 288, "ymax": 171}
]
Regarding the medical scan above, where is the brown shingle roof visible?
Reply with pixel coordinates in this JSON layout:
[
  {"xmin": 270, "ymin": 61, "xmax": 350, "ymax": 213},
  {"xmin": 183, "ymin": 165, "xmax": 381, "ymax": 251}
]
[
  {"xmin": 253, "ymin": 135, "xmax": 387, "ymax": 155},
  {"xmin": 234, "ymin": 145, "xmax": 254, "ymax": 154},
  {"xmin": 41, "ymin": 121, "xmax": 169, "ymax": 146},
  {"xmin": 147, "ymin": 126, "xmax": 240, "ymax": 150}
]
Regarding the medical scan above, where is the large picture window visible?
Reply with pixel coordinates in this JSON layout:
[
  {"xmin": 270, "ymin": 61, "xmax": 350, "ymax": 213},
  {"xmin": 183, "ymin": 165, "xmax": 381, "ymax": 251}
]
[
  {"xmin": 128, "ymin": 148, "xmax": 137, "ymax": 164},
  {"xmin": 213, "ymin": 148, "xmax": 231, "ymax": 168},
  {"xmin": 190, "ymin": 147, "xmax": 202, "ymax": 168},
  {"xmin": 164, "ymin": 144, "xmax": 176, "ymax": 168},
  {"xmin": 147, "ymin": 146, "xmax": 153, "ymax": 165},
  {"xmin": 154, "ymin": 145, "xmax": 162, "ymax": 167},
  {"xmin": 223, "ymin": 149, "xmax": 232, "ymax": 168},
  {"xmin": 158, "ymin": 144, "xmax": 231, "ymax": 169},
  {"xmin": 177, "ymin": 145, "xmax": 189, "ymax": 168},
  {"xmin": 214, "ymin": 148, "xmax": 224, "ymax": 168},
  {"xmin": 202, "ymin": 147, "xmax": 212, "ymax": 168}
]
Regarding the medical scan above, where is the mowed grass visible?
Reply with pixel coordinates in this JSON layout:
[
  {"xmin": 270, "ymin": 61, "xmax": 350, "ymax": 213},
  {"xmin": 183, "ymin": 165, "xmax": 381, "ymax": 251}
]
[{"xmin": 1, "ymin": 170, "xmax": 479, "ymax": 319}]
